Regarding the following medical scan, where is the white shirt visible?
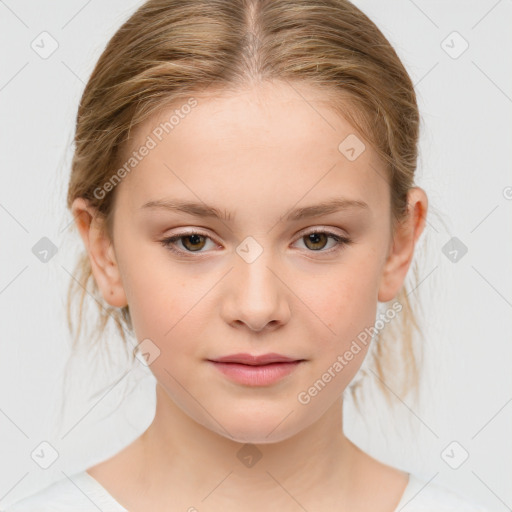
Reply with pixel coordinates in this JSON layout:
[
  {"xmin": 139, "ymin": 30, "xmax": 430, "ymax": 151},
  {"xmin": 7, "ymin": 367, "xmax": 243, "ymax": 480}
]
[{"xmin": 0, "ymin": 471, "xmax": 490, "ymax": 511}]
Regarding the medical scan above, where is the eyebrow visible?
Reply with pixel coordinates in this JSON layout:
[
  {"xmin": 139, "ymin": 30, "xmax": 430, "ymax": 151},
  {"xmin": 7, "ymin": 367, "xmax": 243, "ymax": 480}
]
[{"xmin": 140, "ymin": 197, "xmax": 369, "ymax": 222}]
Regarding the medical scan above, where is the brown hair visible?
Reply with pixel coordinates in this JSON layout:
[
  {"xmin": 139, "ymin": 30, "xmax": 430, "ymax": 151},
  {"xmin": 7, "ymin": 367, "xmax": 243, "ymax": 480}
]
[{"xmin": 64, "ymin": 0, "xmax": 434, "ymax": 417}]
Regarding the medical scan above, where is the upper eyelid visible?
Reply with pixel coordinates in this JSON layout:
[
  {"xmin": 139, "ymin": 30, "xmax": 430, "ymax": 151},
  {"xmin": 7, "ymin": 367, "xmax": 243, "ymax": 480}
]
[
  {"xmin": 164, "ymin": 226, "xmax": 348, "ymax": 249},
  {"xmin": 166, "ymin": 226, "xmax": 346, "ymax": 241}
]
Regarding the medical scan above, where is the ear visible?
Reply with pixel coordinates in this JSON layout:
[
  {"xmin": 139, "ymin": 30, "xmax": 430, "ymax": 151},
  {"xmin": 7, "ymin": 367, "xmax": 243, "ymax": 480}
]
[
  {"xmin": 71, "ymin": 197, "xmax": 128, "ymax": 308},
  {"xmin": 378, "ymin": 187, "xmax": 428, "ymax": 303}
]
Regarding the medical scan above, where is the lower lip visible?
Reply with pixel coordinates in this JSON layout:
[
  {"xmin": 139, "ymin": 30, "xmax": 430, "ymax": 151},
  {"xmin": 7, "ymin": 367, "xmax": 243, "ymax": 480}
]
[{"xmin": 208, "ymin": 361, "xmax": 303, "ymax": 386}]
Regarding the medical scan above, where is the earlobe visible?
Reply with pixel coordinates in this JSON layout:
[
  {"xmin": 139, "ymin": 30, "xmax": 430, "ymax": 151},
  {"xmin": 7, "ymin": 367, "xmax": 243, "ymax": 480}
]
[
  {"xmin": 377, "ymin": 187, "xmax": 428, "ymax": 303},
  {"xmin": 71, "ymin": 198, "xmax": 128, "ymax": 308}
]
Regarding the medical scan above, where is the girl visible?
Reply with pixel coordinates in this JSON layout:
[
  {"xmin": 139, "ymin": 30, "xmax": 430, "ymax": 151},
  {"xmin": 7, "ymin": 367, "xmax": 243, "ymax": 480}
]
[{"xmin": 2, "ymin": 0, "xmax": 491, "ymax": 510}]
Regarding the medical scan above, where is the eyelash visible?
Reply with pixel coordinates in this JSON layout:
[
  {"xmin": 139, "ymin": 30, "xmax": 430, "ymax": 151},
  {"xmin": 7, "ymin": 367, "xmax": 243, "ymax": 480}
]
[{"xmin": 160, "ymin": 229, "xmax": 353, "ymax": 257}]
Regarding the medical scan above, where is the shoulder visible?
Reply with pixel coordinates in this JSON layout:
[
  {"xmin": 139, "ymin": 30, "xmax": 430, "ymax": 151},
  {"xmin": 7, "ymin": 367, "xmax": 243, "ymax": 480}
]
[
  {"xmin": 396, "ymin": 473, "xmax": 490, "ymax": 511},
  {"xmin": 0, "ymin": 471, "xmax": 127, "ymax": 512}
]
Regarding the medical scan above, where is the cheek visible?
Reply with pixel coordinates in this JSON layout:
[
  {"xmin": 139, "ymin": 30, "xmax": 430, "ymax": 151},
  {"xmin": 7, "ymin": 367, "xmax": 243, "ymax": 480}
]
[
  {"xmin": 294, "ymin": 251, "xmax": 383, "ymax": 388},
  {"xmin": 126, "ymin": 270, "xmax": 205, "ymax": 345},
  {"xmin": 297, "ymin": 253, "xmax": 382, "ymax": 337},
  {"xmin": 115, "ymin": 235, "xmax": 202, "ymax": 344}
]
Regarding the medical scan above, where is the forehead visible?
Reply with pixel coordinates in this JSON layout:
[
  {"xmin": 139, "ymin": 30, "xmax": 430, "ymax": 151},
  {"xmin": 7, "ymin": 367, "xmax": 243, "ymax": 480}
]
[{"xmin": 115, "ymin": 81, "xmax": 388, "ymax": 221}]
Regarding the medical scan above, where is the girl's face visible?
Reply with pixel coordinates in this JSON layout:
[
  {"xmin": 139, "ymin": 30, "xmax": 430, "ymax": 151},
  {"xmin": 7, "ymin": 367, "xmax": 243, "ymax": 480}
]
[{"xmin": 84, "ymin": 81, "xmax": 415, "ymax": 443}]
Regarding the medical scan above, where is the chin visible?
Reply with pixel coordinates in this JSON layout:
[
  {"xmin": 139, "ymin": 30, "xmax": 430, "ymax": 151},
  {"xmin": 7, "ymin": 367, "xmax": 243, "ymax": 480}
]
[
  {"xmin": 221, "ymin": 426, "xmax": 296, "ymax": 445},
  {"xmin": 205, "ymin": 409, "xmax": 306, "ymax": 446}
]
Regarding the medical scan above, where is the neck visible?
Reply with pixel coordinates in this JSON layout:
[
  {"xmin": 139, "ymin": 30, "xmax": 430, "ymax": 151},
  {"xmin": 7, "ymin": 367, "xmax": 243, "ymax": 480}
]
[{"xmin": 135, "ymin": 383, "xmax": 358, "ymax": 509}]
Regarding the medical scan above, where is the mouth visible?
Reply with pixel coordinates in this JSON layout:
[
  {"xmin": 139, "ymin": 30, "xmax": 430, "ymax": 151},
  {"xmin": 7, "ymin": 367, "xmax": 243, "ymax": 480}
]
[{"xmin": 207, "ymin": 353, "xmax": 306, "ymax": 386}]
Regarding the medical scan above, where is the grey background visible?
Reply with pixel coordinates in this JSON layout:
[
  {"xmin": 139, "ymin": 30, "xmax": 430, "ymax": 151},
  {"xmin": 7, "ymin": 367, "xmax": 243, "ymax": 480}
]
[{"xmin": 0, "ymin": 0, "xmax": 511, "ymax": 509}]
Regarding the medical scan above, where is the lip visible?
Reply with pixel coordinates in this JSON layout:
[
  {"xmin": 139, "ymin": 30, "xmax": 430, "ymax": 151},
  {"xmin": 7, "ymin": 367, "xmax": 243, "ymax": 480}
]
[
  {"xmin": 207, "ymin": 353, "xmax": 305, "ymax": 386},
  {"xmin": 210, "ymin": 352, "xmax": 301, "ymax": 365}
]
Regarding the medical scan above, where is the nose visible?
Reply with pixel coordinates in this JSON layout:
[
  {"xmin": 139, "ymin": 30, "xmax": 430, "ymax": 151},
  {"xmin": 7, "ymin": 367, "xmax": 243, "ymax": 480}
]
[{"xmin": 220, "ymin": 247, "xmax": 291, "ymax": 333}]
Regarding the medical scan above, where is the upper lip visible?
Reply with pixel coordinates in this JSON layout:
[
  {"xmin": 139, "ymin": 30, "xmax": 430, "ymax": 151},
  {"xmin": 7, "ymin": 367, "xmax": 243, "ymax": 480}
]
[{"xmin": 209, "ymin": 353, "xmax": 303, "ymax": 365}]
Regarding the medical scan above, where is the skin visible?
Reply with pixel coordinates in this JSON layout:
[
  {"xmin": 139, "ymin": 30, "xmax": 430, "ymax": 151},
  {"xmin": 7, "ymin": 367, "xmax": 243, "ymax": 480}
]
[{"xmin": 72, "ymin": 80, "xmax": 427, "ymax": 512}]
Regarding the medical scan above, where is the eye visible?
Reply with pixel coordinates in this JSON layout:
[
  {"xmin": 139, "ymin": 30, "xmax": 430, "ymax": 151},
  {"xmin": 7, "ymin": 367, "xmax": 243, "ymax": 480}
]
[
  {"xmin": 293, "ymin": 229, "xmax": 352, "ymax": 253},
  {"xmin": 160, "ymin": 231, "xmax": 217, "ymax": 255},
  {"xmin": 160, "ymin": 228, "xmax": 353, "ymax": 257}
]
